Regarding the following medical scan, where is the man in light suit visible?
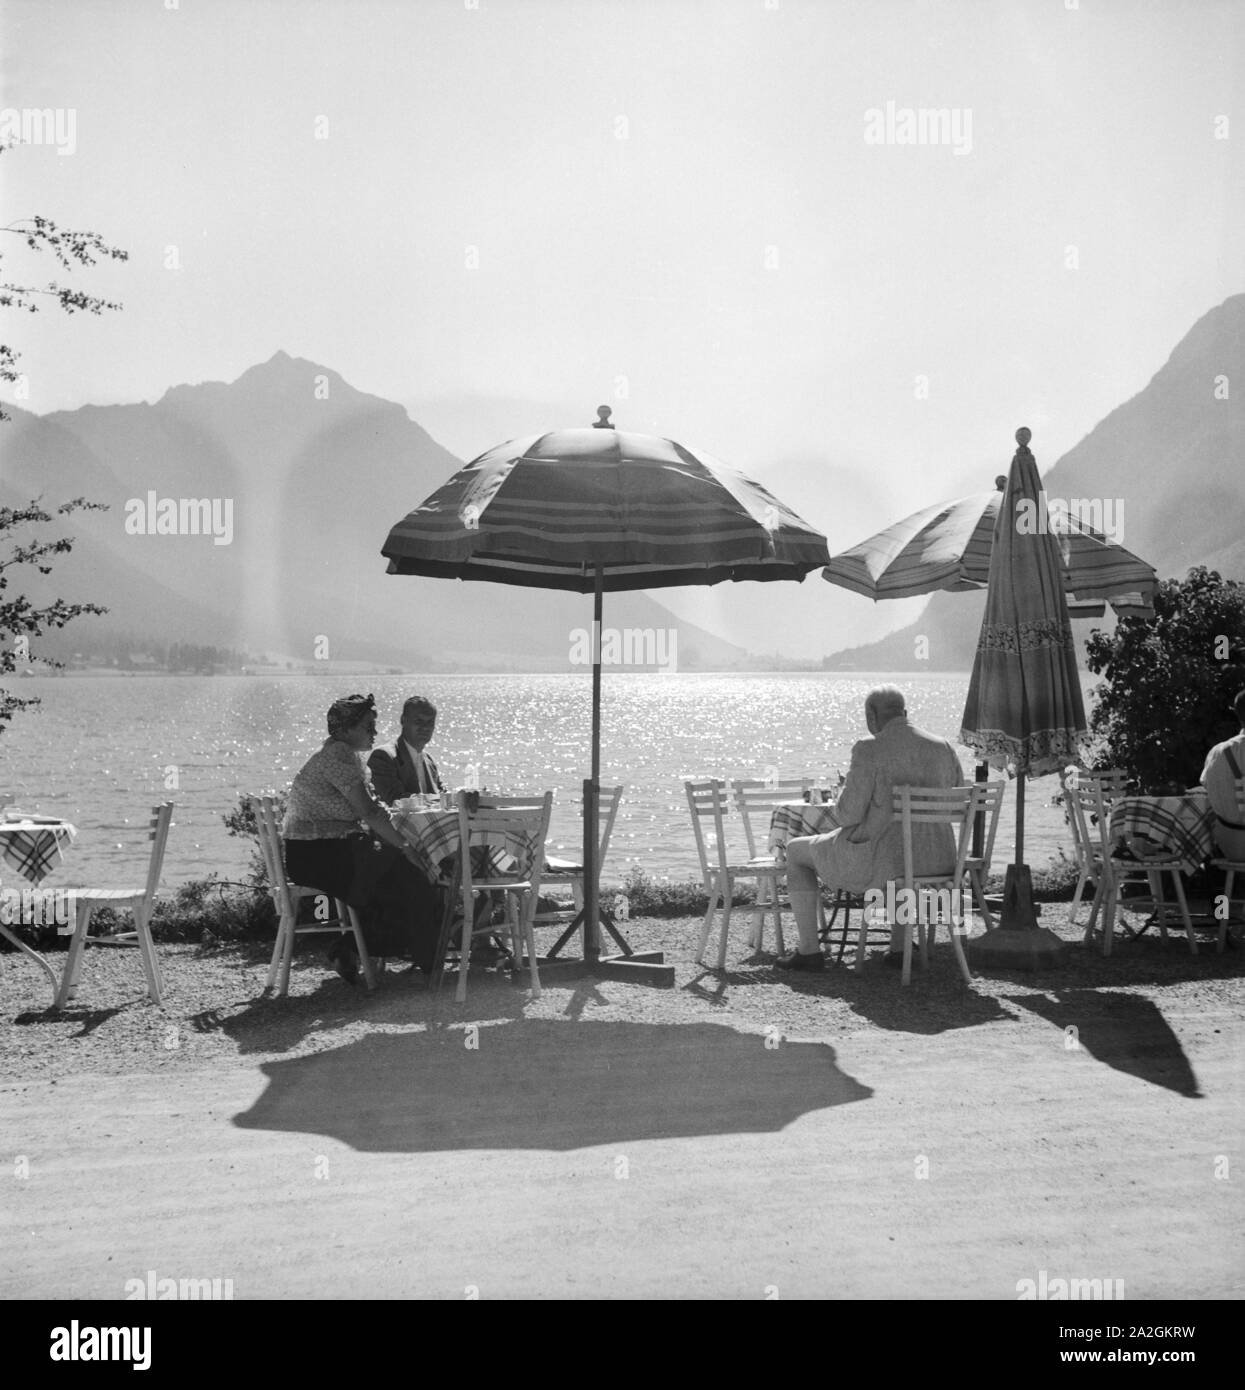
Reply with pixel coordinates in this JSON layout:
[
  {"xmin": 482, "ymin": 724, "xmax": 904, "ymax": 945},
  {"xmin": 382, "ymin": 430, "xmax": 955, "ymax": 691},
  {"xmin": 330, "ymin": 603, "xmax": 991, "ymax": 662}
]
[
  {"xmin": 368, "ymin": 696, "xmax": 445, "ymax": 804},
  {"xmin": 1200, "ymin": 688, "xmax": 1245, "ymax": 864},
  {"xmin": 777, "ymin": 685, "xmax": 965, "ymax": 971}
]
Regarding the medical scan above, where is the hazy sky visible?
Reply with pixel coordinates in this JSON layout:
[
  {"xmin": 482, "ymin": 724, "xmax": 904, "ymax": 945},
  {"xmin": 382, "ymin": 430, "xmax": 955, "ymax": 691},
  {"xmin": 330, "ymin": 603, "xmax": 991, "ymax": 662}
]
[{"xmin": 2, "ymin": 0, "xmax": 1242, "ymax": 525}]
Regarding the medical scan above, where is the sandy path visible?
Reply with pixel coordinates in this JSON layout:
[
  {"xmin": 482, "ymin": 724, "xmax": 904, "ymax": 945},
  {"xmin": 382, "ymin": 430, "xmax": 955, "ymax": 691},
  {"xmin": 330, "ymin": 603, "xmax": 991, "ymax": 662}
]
[{"xmin": 3, "ymin": 1000, "xmax": 1241, "ymax": 1300}]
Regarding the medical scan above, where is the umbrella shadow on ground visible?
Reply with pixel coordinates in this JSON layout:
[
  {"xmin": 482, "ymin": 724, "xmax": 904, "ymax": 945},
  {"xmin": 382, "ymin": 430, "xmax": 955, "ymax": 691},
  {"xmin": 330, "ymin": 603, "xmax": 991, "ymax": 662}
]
[
  {"xmin": 233, "ymin": 1018, "xmax": 873, "ymax": 1151},
  {"xmin": 1006, "ymin": 990, "xmax": 1202, "ymax": 1098}
]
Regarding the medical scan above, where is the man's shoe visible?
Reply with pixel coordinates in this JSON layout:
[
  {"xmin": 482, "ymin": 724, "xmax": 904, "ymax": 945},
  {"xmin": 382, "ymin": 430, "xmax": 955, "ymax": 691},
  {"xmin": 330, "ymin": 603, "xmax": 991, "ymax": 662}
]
[
  {"xmin": 883, "ymin": 949, "xmax": 919, "ymax": 969},
  {"xmin": 327, "ymin": 940, "xmax": 360, "ymax": 987},
  {"xmin": 775, "ymin": 950, "xmax": 825, "ymax": 972}
]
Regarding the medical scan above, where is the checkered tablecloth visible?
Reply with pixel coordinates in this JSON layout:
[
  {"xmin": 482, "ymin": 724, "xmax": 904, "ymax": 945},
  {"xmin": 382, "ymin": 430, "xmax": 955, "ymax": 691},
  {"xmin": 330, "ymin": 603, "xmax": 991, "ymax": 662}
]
[
  {"xmin": 768, "ymin": 801, "xmax": 840, "ymax": 858},
  {"xmin": 0, "ymin": 821, "xmax": 78, "ymax": 885},
  {"xmin": 392, "ymin": 808, "xmax": 535, "ymax": 881},
  {"xmin": 1107, "ymin": 791, "xmax": 1216, "ymax": 876}
]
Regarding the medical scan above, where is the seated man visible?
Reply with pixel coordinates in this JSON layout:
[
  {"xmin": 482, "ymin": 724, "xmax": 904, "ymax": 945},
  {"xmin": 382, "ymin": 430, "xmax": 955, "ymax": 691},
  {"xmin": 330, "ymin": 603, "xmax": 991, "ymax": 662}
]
[
  {"xmin": 777, "ymin": 685, "xmax": 964, "ymax": 971},
  {"xmin": 368, "ymin": 696, "xmax": 444, "ymax": 803},
  {"xmin": 1200, "ymin": 688, "xmax": 1245, "ymax": 864}
]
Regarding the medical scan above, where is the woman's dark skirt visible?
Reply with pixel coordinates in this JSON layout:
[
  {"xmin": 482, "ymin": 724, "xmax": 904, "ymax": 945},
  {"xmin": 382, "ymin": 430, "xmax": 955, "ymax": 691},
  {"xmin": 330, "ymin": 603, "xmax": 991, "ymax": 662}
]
[{"xmin": 283, "ymin": 833, "xmax": 441, "ymax": 972}]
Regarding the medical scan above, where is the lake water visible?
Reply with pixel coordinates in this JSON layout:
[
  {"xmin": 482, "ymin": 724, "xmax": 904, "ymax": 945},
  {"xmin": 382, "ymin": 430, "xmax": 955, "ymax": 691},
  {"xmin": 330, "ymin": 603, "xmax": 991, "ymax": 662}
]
[{"xmin": 0, "ymin": 672, "xmax": 1088, "ymax": 889}]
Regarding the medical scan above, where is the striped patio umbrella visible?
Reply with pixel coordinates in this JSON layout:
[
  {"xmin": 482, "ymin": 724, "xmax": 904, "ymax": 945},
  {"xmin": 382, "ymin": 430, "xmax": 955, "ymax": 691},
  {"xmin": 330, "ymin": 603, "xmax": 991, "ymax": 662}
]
[
  {"xmin": 381, "ymin": 413, "xmax": 830, "ymax": 966},
  {"xmin": 823, "ymin": 478, "xmax": 1156, "ymax": 617},
  {"xmin": 960, "ymin": 427, "xmax": 1087, "ymax": 960}
]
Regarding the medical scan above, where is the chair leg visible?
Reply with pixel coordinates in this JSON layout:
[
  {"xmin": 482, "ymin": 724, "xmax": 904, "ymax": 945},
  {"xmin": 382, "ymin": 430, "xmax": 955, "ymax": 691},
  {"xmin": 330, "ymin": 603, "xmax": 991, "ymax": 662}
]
[
  {"xmin": 56, "ymin": 900, "xmax": 93, "ymax": 1008},
  {"xmin": 132, "ymin": 902, "xmax": 163, "ymax": 1004},
  {"xmin": 343, "ymin": 903, "xmax": 376, "ymax": 990},
  {"xmin": 1145, "ymin": 870, "xmax": 1170, "ymax": 946},
  {"xmin": 1084, "ymin": 873, "xmax": 1104, "ymax": 943},
  {"xmin": 695, "ymin": 878, "xmax": 718, "ymax": 964},
  {"xmin": 1102, "ymin": 873, "xmax": 1117, "ymax": 957},
  {"xmin": 970, "ymin": 869, "xmax": 994, "ymax": 932},
  {"xmin": 1169, "ymin": 870, "xmax": 1196, "ymax": 955},
  {"xmin": 948, "ymin": 913, "xmax": 974, "ymax": 985},
  {"xmin": 456, "ymin": 891, "xmax": 474, "ymax": 1003},
  {"xmin": 278, "ymin": 898, "xmax": 298, "ymax": 996},
  {"xmin": 266, "ymin": 907, "xmax": 287, "ymax": 991},
  {"xmin": 1068, "ymin": 867, "xmax": 1089, "ymax": 925},
  {"xmin": 772, "ymin": 875, "xmax": 785, "ymax": 957},
  {"xmin": 1220, "ymin": 870, "xmax": 1236, "ymax": 954},
  {"xmin": 716, "ymin": 877, "xmax": 734, "ymax": 972},
  {"xmin": 855, "ymin": 901, "xmax": 869, "ymax": 970},
  {"xmin": 523, "ymin": 893, "xmax": 542, "ymax": 999}
]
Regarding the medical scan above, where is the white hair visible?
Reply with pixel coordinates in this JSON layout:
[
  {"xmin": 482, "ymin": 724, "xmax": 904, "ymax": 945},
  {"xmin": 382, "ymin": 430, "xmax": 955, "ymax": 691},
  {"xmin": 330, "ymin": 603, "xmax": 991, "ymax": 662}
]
[{"xmin": 866, "ymin": 685, "xmax": 907, "ymax": 725}]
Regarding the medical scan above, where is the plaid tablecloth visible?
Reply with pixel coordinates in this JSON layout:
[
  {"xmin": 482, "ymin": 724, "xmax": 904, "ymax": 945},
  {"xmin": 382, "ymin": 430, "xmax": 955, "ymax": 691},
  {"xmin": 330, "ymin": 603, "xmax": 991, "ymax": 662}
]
[
  {"xmin": 768, "ymin": 801, "xmax": 840, "ymax": 859},
  {"xmin": 392, "ymin": 808, "xmax": 534, "ymax": 881},
  {"xmin": 0, "ymin": 821, "xmax": 78, "ymax": 885},
  {"xmin": 1107, "ymin": 791, "xmax": 1216, "ymax": 876}
]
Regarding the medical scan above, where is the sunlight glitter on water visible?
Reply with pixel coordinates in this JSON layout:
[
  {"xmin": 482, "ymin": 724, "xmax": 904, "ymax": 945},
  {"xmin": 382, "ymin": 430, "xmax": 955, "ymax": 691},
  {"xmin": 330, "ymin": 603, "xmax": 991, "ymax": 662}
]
[{"xmin": 2, "ymin": 673, "xmax": 1089, "ymax": 887}]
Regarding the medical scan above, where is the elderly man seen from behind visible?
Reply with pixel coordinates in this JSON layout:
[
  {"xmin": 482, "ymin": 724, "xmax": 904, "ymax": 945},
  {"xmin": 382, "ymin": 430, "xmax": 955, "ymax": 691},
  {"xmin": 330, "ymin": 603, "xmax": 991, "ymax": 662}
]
[{"xmin": 777, "ymin": 685, "xmax": 965, "ymax": 972}]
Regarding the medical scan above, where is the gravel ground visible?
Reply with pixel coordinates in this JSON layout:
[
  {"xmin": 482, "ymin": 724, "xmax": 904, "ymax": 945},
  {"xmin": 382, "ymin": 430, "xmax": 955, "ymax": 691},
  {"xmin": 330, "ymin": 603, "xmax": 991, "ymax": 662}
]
[{"xmin": 3, "ymin": 902, "xmax": 1242, "ymax": 1082}]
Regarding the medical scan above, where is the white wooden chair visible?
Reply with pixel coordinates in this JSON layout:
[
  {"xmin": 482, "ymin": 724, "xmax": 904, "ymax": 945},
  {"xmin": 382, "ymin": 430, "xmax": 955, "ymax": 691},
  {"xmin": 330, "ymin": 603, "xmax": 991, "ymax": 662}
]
[
  {"xmin": 730, "ymin": 777, "xmax": 812, "ymax": 955},
  {"xmin": 250, "ymin": 795, "xmax": 375, "ymax": 995},
  {"xmin": 1070, "ymin": 781, "xmax": 1197, "ymax": 956},
  {"xmin": 56, "ymin": 802, "xmax": 174, "ymax": 1008},
  {"xmin": 1060, "ymin": 768, "xmax": 1130, "ymax": 924},
  {"xmin": 884, "ymin": 785, "xmax": 982, "ymax": 987},
  {"xmin": 1211, "ymin": 774, "xmax": 1245, "ymax": 954},
  {"xmin": 536, "ymin": 784, "xmax": 623, "ymax": 923},
  {"xmin": 962, "ymin": 780, "xmax": 1007, "ymax": 929},
  {"xmin": 448, "ymin": 791, "xmax": 552, "ymax": 1003},
  {"xmin": 687, "ymin": 779, "xmax": 785, "ymax": 969}
]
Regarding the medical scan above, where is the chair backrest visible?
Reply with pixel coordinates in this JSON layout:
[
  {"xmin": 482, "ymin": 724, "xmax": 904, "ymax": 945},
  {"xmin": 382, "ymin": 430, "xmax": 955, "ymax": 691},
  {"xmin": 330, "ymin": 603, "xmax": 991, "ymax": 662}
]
[
  {"xmin": 249, "ymin": 794, "xmax": 299, "ymax": 922},
  {"xmin": 457, "ymin": 791, "xmax": 553, "ymax": 893},
  {"xmin": 1070, "ymin": 781, "xmax": 1117, "ymax": 861},
  {"xmin": 731, "ymin": 778, "xmax": 812, "ymax": 858},
  {"xmin": 578, "ymin": 784, "xmax": 624, "ymax": 866},
  {"xmin": 685, "ymin": 779, "xmax": 730, "ymax": 880},
  {"xmin": 142, "ymin": 802, "xmax": 175, "ymax": 906},
  {"xmin": 967, "ymin": 781, "xmax": 1007, "ymax": 874},
  {"xmin": 892, "ymin": 785, "xmax": 978, "ymax": 888}
]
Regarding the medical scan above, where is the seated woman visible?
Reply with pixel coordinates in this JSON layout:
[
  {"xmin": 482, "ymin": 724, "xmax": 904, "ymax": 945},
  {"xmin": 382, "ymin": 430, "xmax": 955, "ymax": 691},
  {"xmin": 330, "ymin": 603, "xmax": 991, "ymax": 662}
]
[{"xmin": 282, "ymin": 693, "xmax": 441, "ymax": 984}]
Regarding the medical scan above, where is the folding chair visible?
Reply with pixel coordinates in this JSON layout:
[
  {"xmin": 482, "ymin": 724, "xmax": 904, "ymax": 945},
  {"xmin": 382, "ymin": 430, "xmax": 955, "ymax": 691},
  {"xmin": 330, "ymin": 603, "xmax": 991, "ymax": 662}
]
[
  {"xmin": 687, "ymin": 779, "xmax": 784, "ymax": 968},
  {"xmin": 963, "ymin": 779, "xmax": 1006, "ymax": 929},
  {"xmin": 250, "ymin": 794, "xmax": 375, "ymax": 995},
  {"xmin": 1061, "ymin": 768, "xmax": 1129, "ymax": 925},
  {"xmin": 1211, "ymin": 774, "xmax": 1245, "ymax": 954},
  {"xmin": 884, "ymin": 785, "xmax": 982, "ymax": 987},
  {"xmin": 56, "ymin": 802, "xmax": 174, "ymax": 1007},
  {"xmin": 446, "ymin": 791, "xmax": 552, "ymax": 1003},
  {"xmin": 731, "ymin": 777, "xmax": 812, "ymax": 955},
  {"xmin": 537, "ymin": 784, "xmax": 623, "ymax": 924},
  {"xmin": 1071, "ymin": 782, "xmax": 1197, "ymax": 956}
]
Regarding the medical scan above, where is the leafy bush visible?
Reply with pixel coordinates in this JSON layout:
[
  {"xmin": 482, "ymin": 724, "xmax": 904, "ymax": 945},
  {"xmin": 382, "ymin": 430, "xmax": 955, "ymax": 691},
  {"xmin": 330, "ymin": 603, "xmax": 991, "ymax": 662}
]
[
  {"xmin": 612, "ymin": 865, "xmax": 755, "ymax": 919},
  {"xmin": 223, "ymin": 789, "xmax": 288, "ymax": 886},
  {"xmin": 1085, "ymin": 567, "xmax": 1245, "ymax": 793}
]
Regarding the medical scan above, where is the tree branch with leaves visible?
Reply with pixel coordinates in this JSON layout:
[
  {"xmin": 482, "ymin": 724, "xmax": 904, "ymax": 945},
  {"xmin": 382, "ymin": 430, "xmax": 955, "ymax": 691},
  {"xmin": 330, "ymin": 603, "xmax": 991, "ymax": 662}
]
[{"xmin": 1, "ymin": 140, "xmax": 125, "ymax": 727}]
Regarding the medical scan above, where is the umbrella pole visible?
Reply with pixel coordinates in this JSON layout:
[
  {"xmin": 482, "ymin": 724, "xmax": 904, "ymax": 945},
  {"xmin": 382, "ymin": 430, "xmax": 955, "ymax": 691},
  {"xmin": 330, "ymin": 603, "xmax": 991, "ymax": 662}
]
[
  {"xmin": 583, "ymin": 564, "xmax": 604, "ymax": 963},
  {"xmin": 1014, "ymin": 771, "xmax": 1025, "ymax": 866}
]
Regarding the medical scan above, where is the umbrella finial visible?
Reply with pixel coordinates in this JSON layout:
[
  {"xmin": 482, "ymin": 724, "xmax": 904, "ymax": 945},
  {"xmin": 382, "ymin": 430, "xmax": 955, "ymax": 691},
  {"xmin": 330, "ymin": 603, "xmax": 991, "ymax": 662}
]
[
  {"xmin": 592, "ymin": 405, "xmax": 615, "ymax": 430},
  {"xmin": 1015, "ymin": 426, "xmax": 1032, "ymax": 449}
]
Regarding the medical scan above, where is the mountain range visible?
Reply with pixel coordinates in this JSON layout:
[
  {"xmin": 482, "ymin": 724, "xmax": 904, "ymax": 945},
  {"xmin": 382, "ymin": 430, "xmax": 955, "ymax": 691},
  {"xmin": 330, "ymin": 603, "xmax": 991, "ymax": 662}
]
[
  {"xmin": 824, "ymin": 292, "xmax": 1245, "ymax": 669},
  {"xmin": 0, "ymin": 354, "xmax": 751, "ymax": 670},
  {"xmin": 2, "ymin": 292, "xmax": 1241, "ymax": 672}
]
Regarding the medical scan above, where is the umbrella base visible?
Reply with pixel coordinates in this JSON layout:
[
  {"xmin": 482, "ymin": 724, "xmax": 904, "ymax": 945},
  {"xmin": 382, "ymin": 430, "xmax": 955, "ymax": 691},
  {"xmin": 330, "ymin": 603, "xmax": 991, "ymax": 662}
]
[
  {"xmin": 969, "ymin": 926, "xmax": 1065, "ymax": 971},
  {"xmin": 532, "ymin": 951, "xmax": 675, "ymax": 988},
  {"xmin": 969, "ymin": 865, "xmax": 1065, "ymax": 970}
]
